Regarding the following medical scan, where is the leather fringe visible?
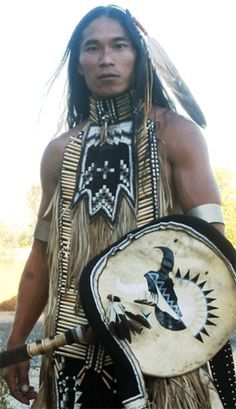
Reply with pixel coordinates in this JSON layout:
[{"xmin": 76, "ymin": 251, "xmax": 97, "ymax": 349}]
[
  {"xmin": 69, "ymin": 195, "xmax": 138, "ymax": 289},
  {"xmin": 146, "ymin": 369, "xmax": 211, "ymax": 409}
]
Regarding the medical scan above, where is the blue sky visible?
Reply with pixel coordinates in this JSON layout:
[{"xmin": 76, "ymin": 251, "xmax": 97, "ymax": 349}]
[{"xmin": 0, "ymin": 0, "xmax": 235, "ymax": 224}]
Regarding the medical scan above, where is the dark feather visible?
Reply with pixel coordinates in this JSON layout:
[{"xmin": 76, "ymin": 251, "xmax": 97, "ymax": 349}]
[
  {"xmin": 107, "ymin": 295, "xmax": 150, "ymax": 342},
  {"xmin": 116, "ymin": 314, "xmax": 132, "ymax": 342},
  {"xmin": 147, "ymin": 36, "xmax": 206, "ymax": 128},
  {"xmin": 125, "ymin": 310, "xmax": 151, "ymax": 329}
]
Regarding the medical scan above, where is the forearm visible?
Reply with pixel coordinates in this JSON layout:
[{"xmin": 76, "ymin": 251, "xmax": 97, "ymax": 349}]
[{"xmin": 8, "ymin": 240, "xmax": 49, "ymax": 346}]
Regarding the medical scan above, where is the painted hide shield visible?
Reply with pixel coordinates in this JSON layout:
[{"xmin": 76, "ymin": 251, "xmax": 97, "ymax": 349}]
[{"xmin": 79, "ymin": 215, "xmax": 236, "ymax": 379}]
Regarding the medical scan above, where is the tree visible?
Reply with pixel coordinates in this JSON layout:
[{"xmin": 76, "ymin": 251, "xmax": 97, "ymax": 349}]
[
  {"xmin": 0, "ymin": 222, "xmax": 17, "ymax": 249},
  {"xmin": 214, "ymin": 167, "xmax": 236, "ymax": 247},
  {"xmin": 27, "ymin": 183, "xmax": 42, "ymax": 228}
]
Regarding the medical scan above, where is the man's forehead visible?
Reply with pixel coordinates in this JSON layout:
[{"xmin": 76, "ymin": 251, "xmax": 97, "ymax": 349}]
[
  {"xmin": 80, "ymin": 16, "xmax": 130, "ymax": 44},
  {"xmin": 81, "ymin": 36, "xmax": 130, "ymax": 47}
]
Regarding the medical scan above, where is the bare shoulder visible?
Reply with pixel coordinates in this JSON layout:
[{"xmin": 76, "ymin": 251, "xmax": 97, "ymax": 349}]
[
  {"xmin": 152, "ymin": 108, "xmax": 209, "ymax": 165},
  {"xmin": 42, "ymin": 127, "xmax": 81, "ymax": 165},
  {"xmin": 41, "ymin": 125, "xmax": 84, "ymax": 183},
  {"xmin": 163, "ymin": 109, "xmax": 205, "ymax": 140},
  {"xmin": 149, "ymin": 107, "xmax": 219, "ymax": 214},
  {"xmin": 38, "ymin": 125, "xmax": 84, "ymax": 219}
]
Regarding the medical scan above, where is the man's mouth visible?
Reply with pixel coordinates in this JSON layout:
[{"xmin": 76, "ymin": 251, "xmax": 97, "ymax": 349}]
[{"xmin": 98, "ymin": 73, "xmax": 119, "ymax": 79}]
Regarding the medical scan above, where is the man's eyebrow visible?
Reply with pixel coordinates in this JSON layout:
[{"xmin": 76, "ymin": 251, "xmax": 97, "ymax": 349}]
[
  {"xmin": 111, "ymin": 36, "xmax": 131, "ymax": 42},
  {"xmin": 81, "ymin": 39, "xmax": 99, "ymax": 47},
  {"xmin": 81, "ymin": 36, "xmax": 131, "ymax": 47}
]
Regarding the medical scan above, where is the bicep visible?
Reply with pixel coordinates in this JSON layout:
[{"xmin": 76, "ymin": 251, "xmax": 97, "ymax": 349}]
[
  {"xmin": 172, "ymin": 155, "xmax": 221, "ymax": 212},
  {"xmin": 37, "ymin": 140, "xmax": 63, "ymax": 221},
  {"xmin": 168, "ymin": 120, "xmax": 221, "ymax": 213}
]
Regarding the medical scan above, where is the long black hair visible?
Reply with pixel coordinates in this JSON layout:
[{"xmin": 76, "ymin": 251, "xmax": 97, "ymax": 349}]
[{"xmin": 58, "ymin": 5, "xmax": 174, "ymax": 129}]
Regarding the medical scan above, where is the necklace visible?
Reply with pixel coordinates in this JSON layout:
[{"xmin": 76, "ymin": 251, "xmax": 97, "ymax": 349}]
[{"xmin": 89, "ymin": 91, "xmax": 138, "ymax": 126}]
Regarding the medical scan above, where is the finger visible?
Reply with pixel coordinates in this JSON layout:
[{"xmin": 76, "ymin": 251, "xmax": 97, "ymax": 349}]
[
  {"xmin": 22, "ymin": 385, "xmax": 38, "ymax": 400},
  {"xmin": 8, "ymin": 382, "xmax": 31, "ymax": 405},
  {"xmin": 10, "ymin": 382, "xmax": 37, "ymax": 404},
  {"xmin": 3, "ymin": 367, "xmax": 20, "ymax": 395},
  {"xmin": 18, "ymin": 361, "xmax": 30, "ymax": 391},
  {"xmin": 4, "ymin": 363, "xmax": 32, "ymax": 404},
  {"xmin": 18, "ymin": 362, "xmax": 38, "ymax": 403}
]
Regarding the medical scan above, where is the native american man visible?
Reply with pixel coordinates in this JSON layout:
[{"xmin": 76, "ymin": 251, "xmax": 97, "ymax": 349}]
[{"xmin": 4, "ymin": 5, "xmax": 235, "ymax": 409}]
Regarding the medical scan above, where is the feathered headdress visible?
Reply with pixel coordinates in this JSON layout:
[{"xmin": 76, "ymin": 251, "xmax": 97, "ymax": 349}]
[{"xmin": 132, "ymin": 15, "xmax": 206, "ymax": 128}]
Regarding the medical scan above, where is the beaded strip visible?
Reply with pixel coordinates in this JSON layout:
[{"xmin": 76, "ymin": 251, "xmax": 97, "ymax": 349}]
[
  {"xmin": 209, "ymin": 341, "xmax": 236, "ymax": 408},
  {"xmin": 136, "ymin": 120, "xmax": 160, "ymax": 225},
  {"xmin": 54, "ymin": 352, "xmax": 119, "ymax": 409},
  {"xmin": 54, "ymin": 119, "xmax": 160, "ymax": 360},
  {"xmin": 54, "ymin": 133, "xmax": 88, "ymax": 360}
]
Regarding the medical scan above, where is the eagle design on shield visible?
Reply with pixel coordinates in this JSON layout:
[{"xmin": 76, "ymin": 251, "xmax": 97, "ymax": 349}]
[{"xmin": 134, "ymin": 246, "xmax": 219, "ymax": 342}]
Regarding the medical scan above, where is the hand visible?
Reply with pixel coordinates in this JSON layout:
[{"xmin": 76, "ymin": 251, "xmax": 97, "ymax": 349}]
[{"xmin": 3, "ymin": 360, "xmax": 37, "ymax": 405}]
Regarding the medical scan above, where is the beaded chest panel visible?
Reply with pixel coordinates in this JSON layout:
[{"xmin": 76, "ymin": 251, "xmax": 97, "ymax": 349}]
[{"xmin": 72, "ymin": 121, "xmax": 135, "ymax": 227}]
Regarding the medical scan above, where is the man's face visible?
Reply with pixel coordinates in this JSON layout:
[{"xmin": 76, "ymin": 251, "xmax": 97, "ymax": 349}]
[{"xmin": 79, "ymin": 16, "xmax": 137, "ymax": 98}]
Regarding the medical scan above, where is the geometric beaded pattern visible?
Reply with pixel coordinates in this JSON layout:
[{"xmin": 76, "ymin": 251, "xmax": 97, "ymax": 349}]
[
  {"xmin": 55, "ymin": 120, "xmax": 160, "ymax": 360},
  {"xmin": 72, "ymin": 122, "xmax": 135, "ymax": 227},
  {"xmin": 89, "ymin": 92, "xmax": 136, "ymax": 126},
  {"xmin": 54, "ymin": 353, "xmax": 119, "ymax": 409},
  {"xmin": 136, "ymin": 119, "xmax": 160, "ymax": 226},
  {"xmin": 55, "ymin": 133, "xmax": 88, "ymax": 359}
]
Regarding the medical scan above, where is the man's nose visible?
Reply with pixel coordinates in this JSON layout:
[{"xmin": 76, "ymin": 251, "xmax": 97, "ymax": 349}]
[{"xmin": 98, "ymin": 47, "xmax": 115, "ymax": 66}]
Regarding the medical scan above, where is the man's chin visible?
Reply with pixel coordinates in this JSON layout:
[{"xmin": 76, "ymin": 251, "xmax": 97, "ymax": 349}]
[{"xmin": 92, "ymin": 86, "xmax": 130, "ymax": 99}]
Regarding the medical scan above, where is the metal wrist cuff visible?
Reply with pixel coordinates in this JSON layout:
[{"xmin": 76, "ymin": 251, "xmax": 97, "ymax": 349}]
[
  {"xmin": 186, "ymin": 204, "xmax": 224, "ymax": 224},
  {"xmin": 33, "ymin": 218, "xmax": 51, "ymax": 242}
]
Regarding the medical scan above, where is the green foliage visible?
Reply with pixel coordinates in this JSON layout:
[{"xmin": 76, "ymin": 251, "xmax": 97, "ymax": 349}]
[
  {"xmin": 0, "ymin": 296, "xmax": 17, "ymax": 311},
  {"xmin": 0, "ymin": 223, "xmax": 18, "ymax": 249},
  {"xmin": 0, "ymin": 183, "xmax": 40, "ymax": 250},
  {"xmin": 214, "ymin": 167, "xmax": 236, "ymax": 247},
  {"xmin": 27, "ymin": 183, "xmax": 42, "ymax": 225},
  {"xmin": 0, "ymin": 225, "xmax": 32, "ymax": 250},
  {"xmin": 17, "ymin": 229, "xmax": 33, "ymax": 248}
]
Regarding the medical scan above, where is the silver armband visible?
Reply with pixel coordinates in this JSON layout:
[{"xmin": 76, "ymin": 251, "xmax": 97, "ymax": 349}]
[
  {"xmin": 186, "ymin": 204, "xmax": 224, "ymax": 224},
  {"xmin": 33, "ymin": 218, "xmax": 51, "ymax": 242}
]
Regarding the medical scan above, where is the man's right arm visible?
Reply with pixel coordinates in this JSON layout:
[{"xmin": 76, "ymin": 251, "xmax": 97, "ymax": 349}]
[
  {"xmin": 3, "ymin": 136, "xmax": 66, "ymax": 404},
  {"xmin": 3, "ymin": 240, "xmax": 49, "ymax": 404}
]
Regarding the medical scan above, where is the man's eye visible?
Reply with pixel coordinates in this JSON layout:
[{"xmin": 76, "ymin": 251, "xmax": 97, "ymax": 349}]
[
  {"xmin": 115, "ymin": 43, "xmax": 128, "ymax": 49},
  {"xmin": 85, "ymin": 45, "xmax": 99, "ymax": 52}
]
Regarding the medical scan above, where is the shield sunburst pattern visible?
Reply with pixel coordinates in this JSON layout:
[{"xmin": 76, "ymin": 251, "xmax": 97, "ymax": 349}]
[{"xmin": 172, "ymin": 268, "xmax": 219, "ymax": 342}]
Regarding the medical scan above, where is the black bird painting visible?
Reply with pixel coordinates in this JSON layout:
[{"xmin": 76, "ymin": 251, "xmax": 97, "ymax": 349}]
[{"xmin": 143, "ymin": 246, "xmax": 186, "ymax": 331}]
